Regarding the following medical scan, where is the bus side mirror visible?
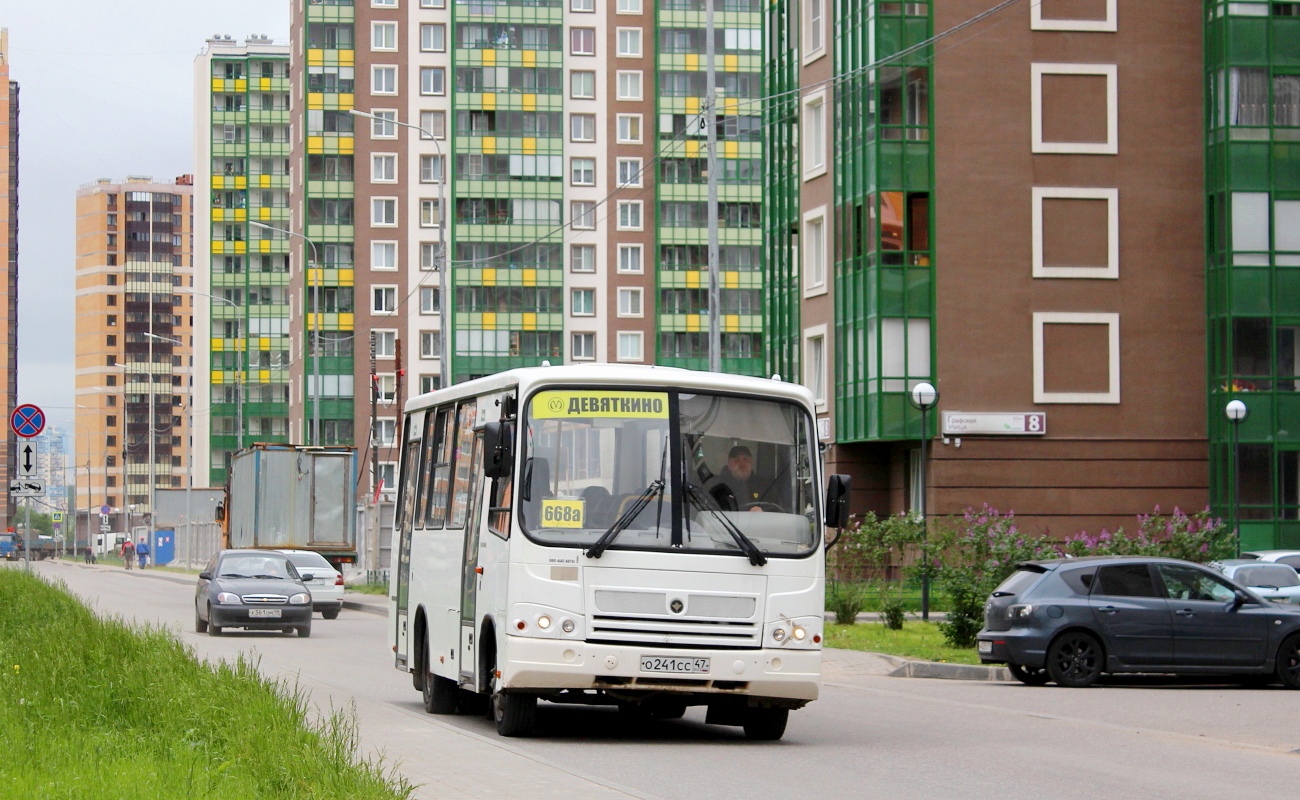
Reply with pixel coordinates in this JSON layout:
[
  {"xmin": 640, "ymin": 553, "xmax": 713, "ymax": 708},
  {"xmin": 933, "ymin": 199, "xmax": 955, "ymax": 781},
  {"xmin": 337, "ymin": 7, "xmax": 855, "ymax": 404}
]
[
  {"xmin": 824, "ymin": 474, "xmax": 851, "ymax": 528},
  {"xmin": 483, "ymin": 421, "xmax": 515, "ymax": 479}
]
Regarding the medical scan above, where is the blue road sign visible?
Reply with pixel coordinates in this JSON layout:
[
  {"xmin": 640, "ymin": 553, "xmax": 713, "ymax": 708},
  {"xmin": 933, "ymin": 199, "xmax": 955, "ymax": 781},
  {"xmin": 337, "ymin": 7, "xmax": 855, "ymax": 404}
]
[{"xmin": 11, "ymin": 404, "xmax": 46, "ymax": 438}]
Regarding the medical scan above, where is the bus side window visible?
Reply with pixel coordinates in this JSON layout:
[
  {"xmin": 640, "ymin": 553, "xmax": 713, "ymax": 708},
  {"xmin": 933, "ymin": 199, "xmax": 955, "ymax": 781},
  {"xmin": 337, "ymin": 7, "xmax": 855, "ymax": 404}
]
[{"xmin": 425, "ymin": 407, "xmax": 455, "ymax": 528}]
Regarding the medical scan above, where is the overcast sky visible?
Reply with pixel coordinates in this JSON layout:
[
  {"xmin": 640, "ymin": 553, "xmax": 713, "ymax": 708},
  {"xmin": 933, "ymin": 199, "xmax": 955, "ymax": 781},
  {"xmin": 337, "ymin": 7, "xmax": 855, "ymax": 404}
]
[{"xmin": 5, "ymin": 2, "xmax": 288, "ymax": 433}]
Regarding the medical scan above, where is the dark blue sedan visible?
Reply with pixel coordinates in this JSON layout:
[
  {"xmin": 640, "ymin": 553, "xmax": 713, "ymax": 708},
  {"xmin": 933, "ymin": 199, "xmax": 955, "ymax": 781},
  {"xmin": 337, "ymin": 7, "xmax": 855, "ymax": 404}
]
[{"xmin": 195, "ymin": 549, "xmax": 315, "ymax": 637}]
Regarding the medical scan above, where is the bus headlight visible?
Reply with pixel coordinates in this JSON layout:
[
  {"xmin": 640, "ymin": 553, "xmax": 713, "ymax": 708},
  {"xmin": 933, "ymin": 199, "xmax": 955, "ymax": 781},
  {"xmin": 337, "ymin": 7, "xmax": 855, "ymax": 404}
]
[
  {"xmin": 561, "ymin": 619, "xmax": 575, "ymax": 633},
  {"xmin": 792, "ymin": 625, "xmax": 807, "ymax": 641},
  {"xmin": 772, "ymin": 627, "xmax": 787, "ymax": 642},
  {"xmin": 536, "ymin": 615, "xmax": 552, "ymax": 630},
  {"xmin": 509, "ymin": 604, "xmax": 583, "ymax": 639}
]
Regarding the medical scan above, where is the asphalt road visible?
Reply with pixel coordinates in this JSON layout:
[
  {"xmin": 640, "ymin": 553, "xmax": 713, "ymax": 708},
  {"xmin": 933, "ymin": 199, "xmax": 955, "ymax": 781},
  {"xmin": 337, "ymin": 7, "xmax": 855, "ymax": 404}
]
[{"xmin": 23, "ymin": 560, "xmax": 1300, "ymax": 800}]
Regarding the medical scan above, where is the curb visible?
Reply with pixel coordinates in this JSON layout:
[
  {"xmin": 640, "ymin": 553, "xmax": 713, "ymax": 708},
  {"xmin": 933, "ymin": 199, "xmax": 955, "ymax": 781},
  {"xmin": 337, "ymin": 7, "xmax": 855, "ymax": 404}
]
[
  {"xmin": 342, "ymin": 597, "xmax": 388, "ymax": 616},
  {"xmin": 888, "ymin": 658, "xmax": 1010, "ymax": 682}
]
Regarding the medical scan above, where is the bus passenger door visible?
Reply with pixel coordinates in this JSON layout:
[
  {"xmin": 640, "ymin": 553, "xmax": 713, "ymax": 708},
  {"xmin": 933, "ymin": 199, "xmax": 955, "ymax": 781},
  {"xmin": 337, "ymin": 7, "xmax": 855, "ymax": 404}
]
[
  {"xmin": 394, "ymin": 419, "xmax": 423, "ymax": 671},
  {"xmin": 459, "ymin": 435, "xmax": 485, "ymax": 688}
]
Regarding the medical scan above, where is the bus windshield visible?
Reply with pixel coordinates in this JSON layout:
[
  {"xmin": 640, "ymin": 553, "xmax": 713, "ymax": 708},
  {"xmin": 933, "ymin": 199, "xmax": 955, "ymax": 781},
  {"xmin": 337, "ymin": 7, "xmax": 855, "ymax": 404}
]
[{"xmin": 518, "ymin": 388, "xmax": 818, "ymax": 558}]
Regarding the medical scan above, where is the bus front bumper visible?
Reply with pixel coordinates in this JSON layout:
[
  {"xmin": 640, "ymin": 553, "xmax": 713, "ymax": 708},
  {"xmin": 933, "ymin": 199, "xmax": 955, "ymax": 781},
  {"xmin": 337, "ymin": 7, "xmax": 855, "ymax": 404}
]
[{"xmin": 502, "ymin": 637, "xmax": 821, "ymax": 703}]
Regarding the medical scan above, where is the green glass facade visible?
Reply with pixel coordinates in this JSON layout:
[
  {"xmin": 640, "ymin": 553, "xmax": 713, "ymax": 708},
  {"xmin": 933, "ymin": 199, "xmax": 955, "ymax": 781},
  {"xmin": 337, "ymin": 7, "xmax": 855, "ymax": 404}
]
[
  {"xmin": 206, "ymin": 47, "xmax": 293, "ymax": 485},
  {"xmin": 1206, "ymin": 0, "xmax": 1300, "ymax": 548}
]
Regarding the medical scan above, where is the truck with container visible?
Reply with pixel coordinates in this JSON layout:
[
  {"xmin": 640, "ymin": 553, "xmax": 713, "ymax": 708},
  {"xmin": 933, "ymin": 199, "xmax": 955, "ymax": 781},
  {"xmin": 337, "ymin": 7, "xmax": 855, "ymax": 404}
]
[{"xmin": 222, "ymin": 444, "xmax": 359, "ymax": 570}]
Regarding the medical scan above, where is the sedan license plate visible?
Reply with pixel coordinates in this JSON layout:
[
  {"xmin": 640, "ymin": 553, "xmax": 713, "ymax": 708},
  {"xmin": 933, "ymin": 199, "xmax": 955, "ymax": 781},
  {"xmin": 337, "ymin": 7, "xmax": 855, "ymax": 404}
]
[
  {"xmin": 641, "ymin": 655, "xmax": 710, "ymax": 674},
  {"xmin": 977, "ymin": 640, "xmax": 993, "ymax": 654},
  {"xmin": 248, "ymin": 608, "xmax": 282, "ymax": 619}
]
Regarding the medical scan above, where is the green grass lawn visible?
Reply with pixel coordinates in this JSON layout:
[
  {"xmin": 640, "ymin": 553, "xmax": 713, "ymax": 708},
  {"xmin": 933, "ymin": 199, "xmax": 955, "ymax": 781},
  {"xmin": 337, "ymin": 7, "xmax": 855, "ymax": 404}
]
[
  {"xmin": 824, "ymin": 620, "xmax": 983, "ymax": 665},
  {"xmin": 347, "ymin": 583, "xmax": 389, "ymax": 596},
  {"xmin": 0, "ymin": 568, "xmax": 411, "ymax": 799}
]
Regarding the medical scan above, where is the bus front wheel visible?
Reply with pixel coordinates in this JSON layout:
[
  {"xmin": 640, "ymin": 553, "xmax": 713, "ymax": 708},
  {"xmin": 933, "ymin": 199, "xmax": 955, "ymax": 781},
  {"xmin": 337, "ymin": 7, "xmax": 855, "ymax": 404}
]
[
  {"xmin": 742, "ymin": 707, "xmax": 789, "ymax": 741},
  {"xmin": 492, "ymin": 691, "xmax": 537, "ymax": 737}
]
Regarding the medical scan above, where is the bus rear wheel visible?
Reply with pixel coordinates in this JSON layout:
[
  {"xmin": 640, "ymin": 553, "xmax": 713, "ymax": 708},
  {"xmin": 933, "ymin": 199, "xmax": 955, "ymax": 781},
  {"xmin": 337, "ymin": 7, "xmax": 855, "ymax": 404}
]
[{"xmin": 492, "ymin": 691, "xmax": 537, "ymax": 737}]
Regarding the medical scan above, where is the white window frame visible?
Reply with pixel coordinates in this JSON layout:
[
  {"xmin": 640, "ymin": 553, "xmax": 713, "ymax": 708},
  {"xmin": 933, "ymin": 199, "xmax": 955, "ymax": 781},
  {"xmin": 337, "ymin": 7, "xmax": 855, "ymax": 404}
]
[
  {"xmin": 370, "ymin": 109, "xmax": 397, "ymax": 139},
  {"xmin": 617, "ymin": 244, "xmax": 643, "ymax": 274},
  {"xmin": 617, "ymin": 287, "xmax": 643, "ymax": 318},
  {"xmin": 420, "ymin": 331, "xmax": 441, "ymax": 359},
  {"xmin": 571, "ymin": 0, "xmax": 594, "ymax": 11},
  {"xmin": 420, "ymin": 154, "xmax": 444, "ymax": 183},
  {"xmin": 420, "ymin": 0, "xmax": 445, "ymax": 7},
  {"xmin": 371, "ymin": 197, "xmax": 398, "ymax": 227},
  {"xmin": 371, "ymin": 240, "xmax": 398, "ymax": 271},
  {"xmin": 571, "ymin": 71, "xmax": 596, "ymax": 99},
  {"xmin": 372, "ymin": 285, "xmax": 399, "ymax": 315},
  {"xmin": 571, "ymin": 27, "xmax": 596, "ymax": 56},
  {"xmin": 1031, "ymin": 0, "xmax": 1118, "ymax": 32},
  {"xmin": 420, "ymin": 67, "xmax": 446, "ymax": 96},
  {"xmin": 374, "ymin": 329, "xmax": 397, "ymax": 358},
  {"xmin": 371, "ymin": 153, "xmax": 397, "ymax": 183},
  {"xmin": 617, "ymin": 0, "xmax": 642, "ymax": 12},
  {"xmin": 572, "ymin": 332, "xmax": 596, "ymax": 361},
  {"xmin": 803, "ymin": 206, "xmax": 828, "ymax": 297},
  {"xmin": 419, "ymin": 110, "xmax": 446, "ymax": 139},
  {"xmin": 1033, "ymin": 312, "xmax": 1121, "ymax": 404},
  {"xmin": 373, "ymin": 0, "xmax": 397, "ymax": 6},
  {"xmin": 617, "ymin": 28, "xmax": 643, "ymax": 58},
  {"xmin": 420, "ymin": 242, "xmax": 439, "ymax": 271},
  {"xmin": 1032, "ymin": 187, "xmax": 1120, "ymax": 279},
  {"xmin": 420, "ymin": 199, "xmax": 441, "ymax": 228},
  {"xmin": 617, "ymin": 200, "xmax": 643, "ymax": 231},
  {"xmin": 616, "ymin": 113, "xmax": 643, "ymax": 144},
  {"xmin": 376, "ymin": 373, "xmax": 398, "ymax": 403},
  {"xmin": 617, "ymin": 331, "xmax": 644, "ymax": 362},
  {"xmin": 419, "ymin": 287, "xmax": 440, "ymax": 315},
  {"xmin": 802, "ymin": 88, "xmax": 828, "ymax": 180},
  {"xmin": 570, "ymin": 157, "xmax": 596, "ymax": 186},
  {"xmin": 571, "ymin": 288, "xmax": 596, "ymax": 317},
  {"xmin": 372, "ymin": 21, "xmax": 398, "ymax": 51},
  {"xmin": 571, "ymin": 113, "xmax": 596, "ymax": 142},
  {"xmin": 616, "ymin": 70, "xmax": 644, "ymax": 101},
  {"xmin": 572, "ymin": 201, "xmax": 596, "ymax": 230},
  {"xmin": 420, "ymin": 23, "xmax": 446, "ymax": 52},
  {"xmin": 804, "ymin": 324, "xmax": 829, "ymax": 409},
  {"xmin": 803, "ymin": 0, "xmax": 826, "ymax": 64},
  {"xmin": 374, "ymin": 418, "xmax": 397, "ymax": 447},
  {"xmin": 571, "ymin": 244, "xmax": 596, "ymax": 272},
  {"xmin": 1031, "ymin": 63, "xmax": 1119, "ymax": 155},
  {"xmin": 617, "ymin": 157, "xmax": 643, "ymax": 187},
  {"xmin": 372, "ymin": 65, "xmax": 397, "ymax": 95}
]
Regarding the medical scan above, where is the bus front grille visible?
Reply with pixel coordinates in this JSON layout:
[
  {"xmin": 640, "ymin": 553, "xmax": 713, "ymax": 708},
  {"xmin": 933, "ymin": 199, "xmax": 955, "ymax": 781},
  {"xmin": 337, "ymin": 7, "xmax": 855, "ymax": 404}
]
[{"xmin": 589, "ymin": 615, "xmax": 760, "ymax": 648}]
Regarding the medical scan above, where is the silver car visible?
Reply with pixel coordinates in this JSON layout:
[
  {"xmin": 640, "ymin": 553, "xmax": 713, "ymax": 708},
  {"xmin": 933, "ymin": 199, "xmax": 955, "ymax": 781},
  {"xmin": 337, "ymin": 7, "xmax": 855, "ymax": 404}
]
[
  {"xmin": 1218, "ymin": 560, "xmax": 1300, "ymax": 605},
  {"xmin": 278, "ymin": 549, "xmax": 345, "ymax": 619}
]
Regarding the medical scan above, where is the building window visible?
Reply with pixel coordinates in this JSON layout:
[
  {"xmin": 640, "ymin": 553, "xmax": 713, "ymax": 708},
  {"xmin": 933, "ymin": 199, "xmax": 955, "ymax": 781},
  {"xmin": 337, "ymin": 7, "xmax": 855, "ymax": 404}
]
[
  {"xmin": 419, "ymin": 110, "xmax": 446, "ymax": 139},
  {"xmin": 804, "ymin": 0, "xmax": 825, "ymax": 61},
  {"xmin": 572, "ymin": 201, "xmax": 596, "ymax": 230},
  {"xmin": 420, "ymin": 199, "xmax": 442, "ymax": 227},
  {"xmin": 571, "ymin": 244, "xmax": 596, "ymax": 272},
  {"xmin": 1032, "ymin": 63, "xmax": 1119, "ymax": 155},
  {"xmin": 571, "ymin": 28, "xmax": 596, "ymax": 56},
  {"xmin": 421, "ymin": 242, "xmax": 440, "ymax": 270},
  {"xmin": 803, "ymin": 208, "xmax": 827, "ymax": 295},
  {"xmin": 617, "ymin": 287, "xmax": 643, "ymax": 317},
  {"xmin": 371, "ymin": 241, "xmax": 398, "ymax": 270},
  {"xmin": 420, "ymin": 67, "xmax": 446, "ymax": 96},
  {"xmin": 617, "ymin": 158, "xmax": 643, "ymax": 187},
  {"xmin": 618, "ymin": 244, "xmax": 643, "ymax": 274},
  {"xmin": 804, "ymin": 326, "xmax": 828, "ymax": 407},
  {"xmin": 420, "ymin": 287, "xmax": 441, "ymax": 314},
  {"xmin": 420, "ymin": 155, "xmax": 444, "ymax": 184},
  {"xmin": 617, "ymin": 0, "xmax": 642, "ymax": 11},
  {"xmin": 572, "ymin": 289, "xmax": 595, "ymax": 316},
  {"xmin": 802, "ymin": 90, "xmax": 827, "ymax": 179},
  {"xmin": 420, "ymin": 23, "xmax": 446, "ymax": 52},
  {"xmin": 616, "ymin": 114, "xmax": 642, "ymax": 143},
  {"xmin": 372, "ymin": 153, "xmax": 397, "ymax": 182},
  {"xmin": 372, "ymin": 65, "xmax": 397, "ymax": 94},
  {"xmin": 419, "ymin": 374, "xmax": 441, "ymax": 393},
  {"xmin": 616, "ymin": 71, "xmax": 643, "ymax": 100},
  {"xmin": 617, "ymin": 331, "xmax": 643, "ymax": 361},
  {"xmin": 617, "ymin": 200, "xmax": 642, "ymax": 230},
  {"xmin": 373, "ymin": 286, "xmax": 398, "ymax": 314},
  {"xmin": 571, "ymin": 71, "xmax": 596, "ymax": 99},
  {"xmin": 372, "ymin": 197, "xmax": 398, "ymax": 226},
  {"xmin": 1032, "ymin": 187, "xmax": 1120, "ymax": 279},
  {"xmin": 617, "ymin": 28, "xmax": 643, "ymax": 57},
  {"xmin": 571, "ymin": 0, "xmax": 594, "ymax": 10},
  {"xmin": 570, "ymin": 158, "xmax": 596, "ymax": 186},
  {"xmin": 374, "ymin": 419, "xmax": 397, "ymax": 447},
  {"xmin": 374, "ymin": 330, "xmax": 397, "ymax": 358},
  {"xmin": 572, "ymin": 332, "xmax": 596, "ymax": 360},
  {"xmin": 1033, "ymin": 312, "xmax": 1121, "ymax": 403},
  {"xmin": 372, "ymin": 22, "xmax": 398, "ymax": 51},
  {"xmin": 373, "ymin": 0, "xmax": 397, "ymax": 6},
  {"xmin": 571, "ymin": 113, "xmax": 596, "ymax": 142},
  {"xmin": 420, "ymin": 331, "xmax": 441, "ymax": 359},
  {"xmin": 421, "ymin": 0, "xmax": 445, "ymax": 7},
  {"xmin": 1032, "ymin": 0, "xmax": 1118, "ymax": 32},
  {"xmin": 371, "ymin": 110, "xmax": 397, "ymax": 138}
]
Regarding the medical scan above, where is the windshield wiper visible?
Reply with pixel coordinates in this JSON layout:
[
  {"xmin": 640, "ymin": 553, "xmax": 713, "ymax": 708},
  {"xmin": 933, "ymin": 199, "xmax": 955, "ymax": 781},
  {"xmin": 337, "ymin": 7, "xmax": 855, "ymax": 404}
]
[
  {"xmin": 684, "ymin": 482, "xmax": 767, "ymax": 566},
  {"xmin": 585, "ymin": 479, "xmax": 664, "ymax": 560},
  {"xmin": 219, "ymin": 573, "xmax": 249, "ymax": 579},
  {"xmin": 253, "ymin": 574, "xmax": 286, "ymax": 580}
]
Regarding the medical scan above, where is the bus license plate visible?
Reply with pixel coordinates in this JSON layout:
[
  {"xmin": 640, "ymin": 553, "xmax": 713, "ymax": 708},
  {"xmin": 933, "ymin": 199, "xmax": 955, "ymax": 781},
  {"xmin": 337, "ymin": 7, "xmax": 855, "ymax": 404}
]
[
  {"xmin": 249, "ymin": 608, "xmax": 282, "ymax": 618},
  {"xmin": 641, "ymin": 656, "xmax": 710, "ymax": 674}
]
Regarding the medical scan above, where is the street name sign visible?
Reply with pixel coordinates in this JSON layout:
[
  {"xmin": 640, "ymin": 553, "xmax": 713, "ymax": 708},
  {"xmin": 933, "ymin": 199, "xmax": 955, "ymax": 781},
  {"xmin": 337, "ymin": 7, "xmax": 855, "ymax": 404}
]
[{"xmin": 942, "ymin": 411, "xmax": 1047, "ymax": 436}]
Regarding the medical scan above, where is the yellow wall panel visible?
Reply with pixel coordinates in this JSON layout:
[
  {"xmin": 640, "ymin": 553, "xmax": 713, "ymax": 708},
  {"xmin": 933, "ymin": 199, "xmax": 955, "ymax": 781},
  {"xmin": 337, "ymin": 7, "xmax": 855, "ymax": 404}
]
[
  {"xmin": 340, "ymin": 93, "xmax": 354, "ymax": 107},
  {"xmin": 685, "ymin": 53, "xmax": 699, "ymax": 71},
  {"xmin": 339, "ymin": 50, "xmax": 355, "ymax": 66},
  {"xmin": 685, "ymin": 140, "xmax": 701, "ymax": 158},
  {"xmin": 523, "ymin": 94, "xmax": 536, "ymax": 112},
  {"xmin": 308, "ymin": 93, "xmax": 325, "ymax": 109},
  {"xmin": 234, "ymin": 209, "xmax": 247, "ymax": 222},
  {"xmin": 235, "ymin": 79, "xmax": 247, "ymax": 92},
  {"xmin": 235, "ymin": 177, "xmax": 247, "ymax": 189},
  {"xmin": 213, "ymin": 208, "xmax": 225, "ymax": 222},
  {"xmin": 523, "ymin": 137, "xmax": 536, "ymax": 155},
  {"xmin": 212, "ymin": 241, "xmax": 225, "ymax": 254},
  {"xmin": 686, "ymin": 271, "xmax": 701, "ymax": 288},
  {"xmin": 234, "ymin": 241, "xmax": 247, "ymax": 255},
  {"xmin": 211, "ymin": 78, "xmax": 223, "ymax": 93},
  {"xmin": 483, "ymin": 268, "xmax": 497, "ymax": 286},
  {"xmin": 724, "ymin": 141, "xmax": 739, "ymax": 159},
  {"xmin": 483, "ymin": 93, "xmax": 497, "ymax": 111},
  {"xmin": 724, "ymin": 97, "xmax": 740, "ymax": 114},
  {"xmin": 724, "ymin": 315, "xmax": 740, "ymax": 332},
  {"xmin": 260, "ymin": 174, "xmax": 272, "ymax": 188},
  {"xmin": 523, "ymin": 269, "xmax": 536, "ymax": 286},
  {"xmin": 724, "ymin": 55, "xmax": 738, "ymax": 72},
  {"xmin": 725, "ymin": 271, "xmax": 739, "ymax": 289},
  {"xmin": 482, "ymin": 49, "xmax": 496, "ymax": 66},
  {"xmin": 259, "ymin": 207, "xmax": 272, "ymax": 220},
  {"xmin": 212, "ymin": 175, "xmax": 225, "ymax": 190},
  {"xmin": 339, "ymin": 269, "xmax": 355, "ymax": 285},
  {"xmin": 482, "ymin": 136, "xmax": 496, "ymax": 155},
  {"xmin": 260, "ymin": 78, "xmax": 271, "ymax": 92},
  {"xmin": 260, "ymin": 240, "xmax": 271, "ymax": 254},
  {"xmin": 307, "ymin": 49, "xmax": 324, "ymax": 66},
  {"xmin": 339, "ymin": 313, "xmax": 354, "ymax": 328},
  {"xmin": 483, "ymin": 312, "xmax": 497, "ymax": 329},
  {"xmin": 307, "ymin": 136, "xmax": 325, "ymax": 154},
  {"xmin": 523, "ymin": 50, "xmax": 536, "ymax": 68},
  {"xmin": 686, "ymin": 315, "xmax": 701, "ymax": 332},
  {"xmin": 523, "ymin": 313, "xmax": 537, "ymax": 331},
  {"xmin": 685, "ymin": 96, "xmax": 701, "ymax": 116}
]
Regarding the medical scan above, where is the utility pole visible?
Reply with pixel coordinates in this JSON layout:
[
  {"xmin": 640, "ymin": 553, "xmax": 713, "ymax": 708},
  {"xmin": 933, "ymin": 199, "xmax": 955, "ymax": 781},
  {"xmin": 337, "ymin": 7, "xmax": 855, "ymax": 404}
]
[
  {"xmin": 706, "ymin": 0, "xmax": 721, "ymax": 373},
  {"xmin": 370, "ymin": 331, "xmax": 380, "ymax": 497}
]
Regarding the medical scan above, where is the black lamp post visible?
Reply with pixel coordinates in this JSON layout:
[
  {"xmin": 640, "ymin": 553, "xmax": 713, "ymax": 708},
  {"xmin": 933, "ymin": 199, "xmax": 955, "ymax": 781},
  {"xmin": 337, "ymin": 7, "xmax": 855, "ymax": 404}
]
[
  {"xmin": 1225, "ymin": 399, "xmax": 1248, "ymax": 558},
  {"xmin": 909, "ymin": 382, "xmax": 939, "ymax": 621}
]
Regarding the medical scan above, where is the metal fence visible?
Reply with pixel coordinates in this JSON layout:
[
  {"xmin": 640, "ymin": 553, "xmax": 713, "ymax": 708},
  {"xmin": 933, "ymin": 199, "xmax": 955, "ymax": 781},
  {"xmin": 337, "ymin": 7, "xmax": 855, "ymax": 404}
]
[{"xmin": 170, "ymin": 522, "xmax": 224, "ymax": 570}]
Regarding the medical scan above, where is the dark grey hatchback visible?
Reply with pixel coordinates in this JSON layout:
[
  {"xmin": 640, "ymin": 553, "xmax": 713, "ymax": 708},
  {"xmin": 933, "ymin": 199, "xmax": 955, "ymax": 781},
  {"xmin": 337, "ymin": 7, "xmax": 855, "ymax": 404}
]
[
  {"xmin": 977, "ymin": 556, "xmax": 1300, "ymax": 688},
  {"xmin": 194, "ymin": 549, "xmax": 315, "ymax": 637}
]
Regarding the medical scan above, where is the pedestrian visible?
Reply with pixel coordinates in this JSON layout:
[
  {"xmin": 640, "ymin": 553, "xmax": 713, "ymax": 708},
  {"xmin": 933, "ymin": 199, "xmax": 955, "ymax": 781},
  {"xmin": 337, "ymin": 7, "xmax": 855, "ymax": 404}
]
[
  {"xmin": 135, "ymin": 536, "xmax": 150, "ymax": 570},
  {"xmin": 121, "ymin": 538, "xmax": 135, "ymax": 570}
]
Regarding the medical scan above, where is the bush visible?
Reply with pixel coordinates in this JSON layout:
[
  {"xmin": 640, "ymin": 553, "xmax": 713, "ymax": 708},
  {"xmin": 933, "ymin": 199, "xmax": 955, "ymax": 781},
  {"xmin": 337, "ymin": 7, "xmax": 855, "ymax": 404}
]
[
  {"xmin": 1060, "ymin": 506, "xmax": 1232, "ymax": 563},
  {"xmin": 826, "ymin": 582, "xmax": 869, "ymax": 625},
  {"xmin": 879, "ymin": 600, "xmax": 906, "ymax": 631}
]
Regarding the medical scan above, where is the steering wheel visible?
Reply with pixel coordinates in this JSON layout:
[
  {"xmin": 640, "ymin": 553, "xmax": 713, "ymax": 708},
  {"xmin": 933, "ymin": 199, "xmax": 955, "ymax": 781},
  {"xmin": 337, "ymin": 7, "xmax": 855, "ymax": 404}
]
[{"xmin": 741, "ymin": 501, "xmax": 785, "ymax": 513}]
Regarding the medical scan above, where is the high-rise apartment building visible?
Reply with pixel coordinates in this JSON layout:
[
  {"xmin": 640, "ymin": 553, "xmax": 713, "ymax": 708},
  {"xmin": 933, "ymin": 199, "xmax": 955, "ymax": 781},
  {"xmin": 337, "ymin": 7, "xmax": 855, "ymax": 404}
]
[
  {"xmin": 1, "ymin": 29, "xmax": 19, "ymax": 532},
  {"xmin": 74, "ymin": 177, "xmax": 194, "ymax": 529},
  {"xmin": 765, "ymin": 1, "xmax": 1210, "ymax": 536},
  {"xmin": 194, "ymin": 35, "xmax": 293, "ymax": 486},
  {"xmin": 289, "ymin": 0, "xmax": 766, "ymax": 492}
]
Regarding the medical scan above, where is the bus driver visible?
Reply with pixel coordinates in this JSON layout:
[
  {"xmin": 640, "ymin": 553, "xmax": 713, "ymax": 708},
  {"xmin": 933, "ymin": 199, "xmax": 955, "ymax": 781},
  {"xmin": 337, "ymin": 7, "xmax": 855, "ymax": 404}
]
[{"xmin": 717, "ymin": 445, "xmax": 775, "ymax": 512}]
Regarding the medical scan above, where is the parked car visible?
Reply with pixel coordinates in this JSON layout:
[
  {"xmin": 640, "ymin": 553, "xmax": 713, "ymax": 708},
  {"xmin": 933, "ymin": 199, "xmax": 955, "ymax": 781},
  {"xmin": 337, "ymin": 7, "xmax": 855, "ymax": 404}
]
[
  {"xmin": 277, "ymin": 549, "xmax": 345, "ymax": 619},
  {"xmin": 1216, "ymin": 559, "xmax": 1300, "ymax": 605},
  {"xmin": 1242, "ymin": 550, "xmax": 1300, "ymax": 572},
  {"xmin": 976, "ymin": 556, "xmax": 1300, "ymax": 688},
  {"xmin": 194, "ymin": 549, "xmax": 314, "ymax": 638}
]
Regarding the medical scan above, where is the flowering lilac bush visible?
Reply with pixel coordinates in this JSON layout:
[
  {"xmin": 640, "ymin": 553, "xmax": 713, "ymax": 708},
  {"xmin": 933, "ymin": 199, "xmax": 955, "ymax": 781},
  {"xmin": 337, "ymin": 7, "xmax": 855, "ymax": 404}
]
[{"xmin": 1059, "ymin": 507, "xmax": 1233, "ymax": 563}]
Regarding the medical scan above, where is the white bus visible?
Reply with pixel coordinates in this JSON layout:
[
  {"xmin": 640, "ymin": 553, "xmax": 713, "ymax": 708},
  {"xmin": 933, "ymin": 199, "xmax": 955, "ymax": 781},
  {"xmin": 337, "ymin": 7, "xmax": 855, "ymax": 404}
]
[{"xmin": 390, "ymin": 365, "xmax": 850, "ymax": 739}]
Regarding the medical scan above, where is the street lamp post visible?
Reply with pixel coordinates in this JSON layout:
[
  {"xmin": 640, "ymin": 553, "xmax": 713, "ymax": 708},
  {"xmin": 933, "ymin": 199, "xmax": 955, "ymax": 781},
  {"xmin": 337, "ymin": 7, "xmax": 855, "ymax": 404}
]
[
  {"xmin": 186, "ymin": 290, "xmax": 244, "ymax": 450},
  {"xmin": 909, "ymin": 382, "xmax": 939, "ymax": 622},
  {"xmin": 250, "ymin": 221, "xmax": 321, "ymax": 443},
  {"xmin": 350, "ymin": 108, "xmax": 449, "ymax": 389},
  {"xmin": 1226, "ymin": 399, "xmax": 1249, "ymax": 558}
]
